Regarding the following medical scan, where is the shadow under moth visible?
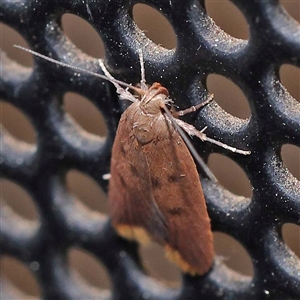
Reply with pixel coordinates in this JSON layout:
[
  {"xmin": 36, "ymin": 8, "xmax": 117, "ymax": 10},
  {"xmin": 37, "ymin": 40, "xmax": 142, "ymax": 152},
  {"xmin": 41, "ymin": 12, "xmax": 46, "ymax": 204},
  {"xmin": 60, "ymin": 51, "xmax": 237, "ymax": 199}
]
[{"xmin": 15, "ymin": 45, "xmax": 251, "ymax": 276}]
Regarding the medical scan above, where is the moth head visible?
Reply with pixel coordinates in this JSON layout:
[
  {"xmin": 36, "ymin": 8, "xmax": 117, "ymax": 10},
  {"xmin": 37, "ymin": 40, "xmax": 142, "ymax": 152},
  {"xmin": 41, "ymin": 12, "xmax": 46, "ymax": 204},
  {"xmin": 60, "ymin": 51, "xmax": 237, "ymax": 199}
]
[{"xmin": 140, "ymin": 82, "xmax": 171, "ymax": 115}]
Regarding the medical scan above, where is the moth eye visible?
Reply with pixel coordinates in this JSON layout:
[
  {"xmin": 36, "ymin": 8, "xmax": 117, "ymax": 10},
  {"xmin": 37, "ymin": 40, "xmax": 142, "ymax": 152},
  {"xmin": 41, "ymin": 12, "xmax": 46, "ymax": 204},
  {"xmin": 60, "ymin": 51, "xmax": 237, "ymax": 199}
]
[
  {"xmin": 164, "ymin": 98, "xmax": 175, "ymax": 111},
  {"xmin": 165, "ymin": 102, "xmax": 172, "ymax": 111}
]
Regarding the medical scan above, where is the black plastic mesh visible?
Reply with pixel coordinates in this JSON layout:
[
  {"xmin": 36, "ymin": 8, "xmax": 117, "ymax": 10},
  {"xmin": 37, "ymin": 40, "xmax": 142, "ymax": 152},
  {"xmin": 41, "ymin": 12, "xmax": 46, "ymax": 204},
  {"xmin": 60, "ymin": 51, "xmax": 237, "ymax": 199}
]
[{"xmin": 1, "ymin": 0, "xmax": 300, "ymax": 299}]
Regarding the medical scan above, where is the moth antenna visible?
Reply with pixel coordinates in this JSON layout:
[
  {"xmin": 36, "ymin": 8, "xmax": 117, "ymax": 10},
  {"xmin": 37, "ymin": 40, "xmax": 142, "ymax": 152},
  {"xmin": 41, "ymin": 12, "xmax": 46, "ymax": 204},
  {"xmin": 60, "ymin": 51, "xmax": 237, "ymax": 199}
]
[
  {"xmin": 13, "ymin": 45, "xmax": 145, "ymax": 96},
  {"xmin": 162, "ymin": 107, "xmax": 218, "ymax": 182},
  {"xmin": 99, "ymin": 59, "xmax": 138, "ymax": 103},
  {"xmin": 138, "ymin": 49, "xmax": 147, "ymax": 90}
]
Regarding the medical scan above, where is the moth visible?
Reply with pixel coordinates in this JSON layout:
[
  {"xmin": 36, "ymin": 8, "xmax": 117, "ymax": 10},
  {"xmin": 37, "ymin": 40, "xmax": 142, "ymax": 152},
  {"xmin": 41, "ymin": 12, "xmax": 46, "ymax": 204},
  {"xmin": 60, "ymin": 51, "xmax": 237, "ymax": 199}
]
[{"xmin": 15, "ymin": 45, "xmax": 250, "ymax": 276}]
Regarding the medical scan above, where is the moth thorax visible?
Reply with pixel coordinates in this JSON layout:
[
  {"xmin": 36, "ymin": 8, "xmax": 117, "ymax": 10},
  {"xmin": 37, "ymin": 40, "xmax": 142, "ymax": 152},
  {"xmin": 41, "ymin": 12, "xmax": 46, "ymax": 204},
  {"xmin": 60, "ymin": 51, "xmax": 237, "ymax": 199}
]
[{"xmin": 141, "ymin": 93, "xmax": 167, "ymax": 115}]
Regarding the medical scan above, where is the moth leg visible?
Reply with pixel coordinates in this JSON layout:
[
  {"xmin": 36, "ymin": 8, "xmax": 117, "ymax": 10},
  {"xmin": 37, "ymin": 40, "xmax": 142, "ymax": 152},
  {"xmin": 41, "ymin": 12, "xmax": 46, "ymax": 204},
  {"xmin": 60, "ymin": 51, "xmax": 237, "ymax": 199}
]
[
  {"xmin": 174, "ymin": 94, "xmax": 214, "ymax": 117},
  {"xmin": 175, "ymin": 118, "xmax": 251, "ymax": 155},
  {"xmin": 138, "ymin": 49, "xmax": 148, "ymax": 91},
  {"xmin": 162, "ymin": 107, "xmax": 217, "ymax": 182},
  {"xmin": 99, "ymin": 60, "xmax": 137, "ymax": 103}
]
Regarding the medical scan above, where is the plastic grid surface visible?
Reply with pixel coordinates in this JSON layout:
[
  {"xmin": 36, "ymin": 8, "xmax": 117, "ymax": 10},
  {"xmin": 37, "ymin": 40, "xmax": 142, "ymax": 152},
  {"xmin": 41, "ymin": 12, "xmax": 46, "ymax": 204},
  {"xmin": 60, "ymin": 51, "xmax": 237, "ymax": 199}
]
[{"xmin": 1, "ymin": 0, "xmax": 300, "ymax": 299}]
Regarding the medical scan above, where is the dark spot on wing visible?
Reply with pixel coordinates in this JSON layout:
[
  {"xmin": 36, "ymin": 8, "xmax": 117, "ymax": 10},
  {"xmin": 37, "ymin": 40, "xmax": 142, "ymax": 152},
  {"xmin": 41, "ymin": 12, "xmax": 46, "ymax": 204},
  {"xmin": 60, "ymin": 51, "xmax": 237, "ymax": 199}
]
[
  {"xmin": 130, "ymin": 164, "xmax": 139, "ymax": 177},
  {"xmin": 120, "ymin": 145, "xmax": 126, "ymax": 155},
  {"xmin": 119, "ymin": 176, "xmax": 127, "ymax": 187},
  {"xmin": 151, "ymin": 176, "xmax": 162, "ymax": 189},
  {"xmin": 168, "ymin": 174, "xmax": 180, "ymax": 183},
  {"xmin": 168, "ymin": 207, "xmax": 183, "ymax": 215}
]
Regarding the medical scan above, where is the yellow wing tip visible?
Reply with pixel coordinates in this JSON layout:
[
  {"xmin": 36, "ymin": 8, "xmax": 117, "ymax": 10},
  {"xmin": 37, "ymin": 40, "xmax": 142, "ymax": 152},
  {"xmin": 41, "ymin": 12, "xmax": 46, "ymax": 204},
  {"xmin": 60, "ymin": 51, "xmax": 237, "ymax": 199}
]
[
  {"xmin": 115, "ymin": 225, "xmax": 213, "ymax": 276},
  {"xmin": 116, "ymin": 224, "xmax": 151, "ymax": 245},
  {"xmin": 165, "ymin": 245, "xmax": 212, "ymax": 276}
]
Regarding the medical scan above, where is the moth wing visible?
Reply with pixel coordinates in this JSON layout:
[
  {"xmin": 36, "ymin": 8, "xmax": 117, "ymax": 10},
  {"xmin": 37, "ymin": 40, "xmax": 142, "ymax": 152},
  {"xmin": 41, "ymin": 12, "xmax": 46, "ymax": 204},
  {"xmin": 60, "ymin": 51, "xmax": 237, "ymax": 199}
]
[
  {"xmin": 143, "ymin": 130, "xmax": 214, "ymax": 275},
  {"xmin": 108, "ymin": 110, "xmax": 168, "ymax": 244}
]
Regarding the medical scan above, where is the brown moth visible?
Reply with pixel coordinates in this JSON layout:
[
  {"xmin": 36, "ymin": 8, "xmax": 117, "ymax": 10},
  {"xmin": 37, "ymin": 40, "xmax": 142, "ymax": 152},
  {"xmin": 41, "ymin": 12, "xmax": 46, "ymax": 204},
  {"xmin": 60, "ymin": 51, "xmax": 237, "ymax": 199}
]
[
  {"xmin": 108, "ymin": 83, "xmax": 215, "ymax": 275},
  {"xmin": 99, "ymin": 51, "xmax": 250, "ymax": 275},
  {"xmin": 14, "ymin": 45, "xmax": 251, "ymax": 276}
]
